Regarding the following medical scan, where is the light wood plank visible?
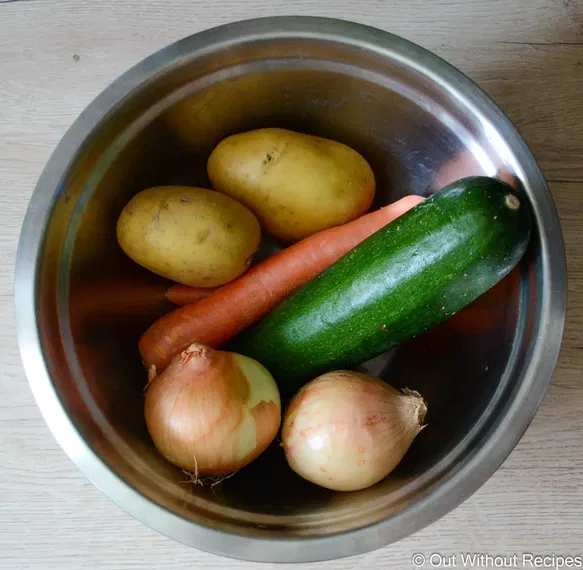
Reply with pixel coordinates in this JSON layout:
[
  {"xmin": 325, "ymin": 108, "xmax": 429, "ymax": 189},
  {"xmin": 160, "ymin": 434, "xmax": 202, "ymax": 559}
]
[{"xmin": 1, "ymin": 1, "xmax": 582, "ymax": 568}]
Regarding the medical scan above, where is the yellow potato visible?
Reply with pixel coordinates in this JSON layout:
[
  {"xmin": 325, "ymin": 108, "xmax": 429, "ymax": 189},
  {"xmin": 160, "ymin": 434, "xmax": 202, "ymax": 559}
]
[
  {"xmin": 207, "ymin": 128, "xmax": 376, "ymax": 242},
  {"xmin": 116, "ymin": 186, "xmax": 261, "ymax": 287}
]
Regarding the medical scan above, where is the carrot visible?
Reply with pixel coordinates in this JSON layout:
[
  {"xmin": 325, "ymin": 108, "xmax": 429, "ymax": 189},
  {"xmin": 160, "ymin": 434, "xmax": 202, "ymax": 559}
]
[
  {"xmin": 139, "ymin": 195, "xmax": 425, "ymax": 372},
  {"xmin": 166, "ymin": 283, "xmax": 220, "ymax": 306}
]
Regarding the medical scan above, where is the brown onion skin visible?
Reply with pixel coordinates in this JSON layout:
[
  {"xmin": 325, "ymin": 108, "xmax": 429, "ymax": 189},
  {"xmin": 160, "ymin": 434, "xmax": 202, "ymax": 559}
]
[{"xmin": 145, "ymin": 344, "xmax": 280, "ymax": 476}]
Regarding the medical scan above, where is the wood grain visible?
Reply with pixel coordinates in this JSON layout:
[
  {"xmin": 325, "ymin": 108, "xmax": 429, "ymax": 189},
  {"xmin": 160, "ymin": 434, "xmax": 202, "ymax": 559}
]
[{"xmin": 1, "ymin": 0, "xmax": 582, "ymax": 568}]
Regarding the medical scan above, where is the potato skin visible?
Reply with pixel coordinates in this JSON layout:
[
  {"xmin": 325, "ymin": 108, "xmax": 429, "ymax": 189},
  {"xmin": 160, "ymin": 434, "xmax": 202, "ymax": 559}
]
[
  {"xmin": 116, "ymin": 186, "xmax": 261, "ymax": 287},
  {"xmin": 207, "ymin": 128, "xmax": 376, "ymax": 242}
]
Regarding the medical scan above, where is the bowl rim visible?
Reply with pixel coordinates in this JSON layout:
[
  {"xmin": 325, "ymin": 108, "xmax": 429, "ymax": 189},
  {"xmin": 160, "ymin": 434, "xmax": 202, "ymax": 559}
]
[{"xmin": 14, "ymin": 15, "xmax": 567, "ymax": 563}]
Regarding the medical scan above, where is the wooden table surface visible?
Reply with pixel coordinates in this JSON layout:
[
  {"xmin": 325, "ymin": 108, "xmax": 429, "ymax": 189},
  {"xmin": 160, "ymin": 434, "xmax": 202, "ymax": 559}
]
[{"xmin": 1, "ymin": 1, "xmax": 582, "ymax": 568}]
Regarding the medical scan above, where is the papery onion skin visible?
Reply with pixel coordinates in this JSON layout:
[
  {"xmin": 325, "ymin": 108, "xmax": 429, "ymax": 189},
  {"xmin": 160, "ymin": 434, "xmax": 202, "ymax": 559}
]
[
  {"xmin": 282, "ymin": 371, "xmax": 427, "ymax": 491},
  {"xmin": 145, "ymin": 343, "xmax": 281, "ymax": 476}
]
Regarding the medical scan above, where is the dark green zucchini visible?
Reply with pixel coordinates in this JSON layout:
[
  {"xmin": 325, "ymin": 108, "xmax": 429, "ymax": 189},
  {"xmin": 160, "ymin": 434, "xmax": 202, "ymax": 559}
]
[{"xmin": 235, "ymin": 177, "xmax": 532, "ymax": 396}]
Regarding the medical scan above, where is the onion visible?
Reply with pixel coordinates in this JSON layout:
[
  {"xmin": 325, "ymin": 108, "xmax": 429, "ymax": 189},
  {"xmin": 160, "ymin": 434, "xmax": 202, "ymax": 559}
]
[
  {"xmin": 144, "ymin": 343, "xmax": 281, "ymax": 476},
  {"xmin": 282, "ymin": 371, "xmax": 427, "ymax": 491}
]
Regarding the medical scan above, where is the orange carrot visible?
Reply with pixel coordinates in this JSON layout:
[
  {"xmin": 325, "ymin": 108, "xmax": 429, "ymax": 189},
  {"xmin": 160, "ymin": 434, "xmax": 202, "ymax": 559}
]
[
  {"xmin": 166, "ymin": 283, "xmax": 220, "ymax": 306},
  {"xmin": 139, "ymin": 195, "xmax": 425, "ymax": 372}
]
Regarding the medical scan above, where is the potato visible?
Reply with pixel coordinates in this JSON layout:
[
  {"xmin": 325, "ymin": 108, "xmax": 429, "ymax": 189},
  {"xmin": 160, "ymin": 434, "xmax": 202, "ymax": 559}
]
[
  {"xmin": 116, "ymin": 186, "xmax": 261, "ymax": 287},
  {"xmin": 207, "ymin": 128, "xmax": 376, "ymax": 242}
]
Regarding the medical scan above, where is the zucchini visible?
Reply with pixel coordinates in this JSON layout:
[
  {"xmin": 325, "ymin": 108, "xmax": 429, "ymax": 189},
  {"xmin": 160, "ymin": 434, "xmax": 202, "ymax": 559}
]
[{"xmin": 235, "ymin": 177, "xmax": 532, "ymax": 396}]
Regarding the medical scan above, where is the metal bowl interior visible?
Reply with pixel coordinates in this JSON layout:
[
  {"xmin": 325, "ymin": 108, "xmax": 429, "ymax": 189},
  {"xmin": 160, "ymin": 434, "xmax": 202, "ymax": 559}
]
[{"xmin": 15, "ymin": 17, "xmax": 566, "ymax": 563}]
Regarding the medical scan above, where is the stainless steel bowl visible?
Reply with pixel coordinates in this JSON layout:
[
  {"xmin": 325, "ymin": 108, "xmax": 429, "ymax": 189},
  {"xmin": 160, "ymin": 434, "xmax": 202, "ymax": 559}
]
[{"xmin": 15, "ymin": 16, "xmax": 566, "ymax": 562}]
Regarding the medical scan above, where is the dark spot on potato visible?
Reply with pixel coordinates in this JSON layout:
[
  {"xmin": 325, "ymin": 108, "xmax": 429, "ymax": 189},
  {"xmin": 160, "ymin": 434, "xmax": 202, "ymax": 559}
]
[
  {"xmin": 262, "ymin": 148, "xmax": 280, "ymax": 166},
  {"xmin": 152, "ymin": 211, "xmax": 160, "ymax": 226},
  {"xmin": 197, "ymin": 227, "xmax": 212, "ymax": 244},
  {"xmin": 180, "ymin": 197, "xmax": 190, "ymax": 204},
  {"xmin": 224, "ymin": 220, "xmax": 234, "ymax": 229}
]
